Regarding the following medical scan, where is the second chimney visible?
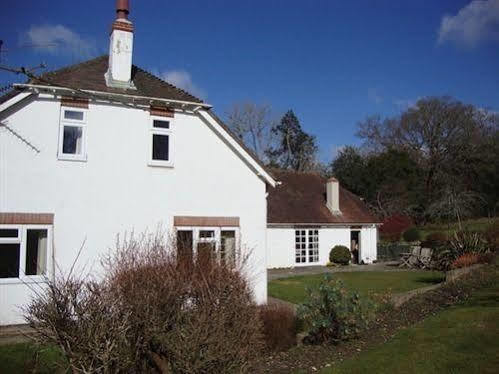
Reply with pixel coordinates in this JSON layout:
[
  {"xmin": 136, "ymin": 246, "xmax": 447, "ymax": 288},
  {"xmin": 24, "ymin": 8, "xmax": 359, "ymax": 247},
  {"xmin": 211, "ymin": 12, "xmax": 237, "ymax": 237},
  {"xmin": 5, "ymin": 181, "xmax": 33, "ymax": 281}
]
[{"xmin": 326, "ymin": 177, "xmax": 341, "ymax": 214}]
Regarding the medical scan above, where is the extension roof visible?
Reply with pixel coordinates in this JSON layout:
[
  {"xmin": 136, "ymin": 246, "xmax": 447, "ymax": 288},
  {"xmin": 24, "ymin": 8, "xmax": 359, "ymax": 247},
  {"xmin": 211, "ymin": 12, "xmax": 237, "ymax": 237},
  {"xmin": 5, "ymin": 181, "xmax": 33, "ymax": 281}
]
[{"xmin": 268, "ymin": 169, "xmax": 379, "ymax": 225}]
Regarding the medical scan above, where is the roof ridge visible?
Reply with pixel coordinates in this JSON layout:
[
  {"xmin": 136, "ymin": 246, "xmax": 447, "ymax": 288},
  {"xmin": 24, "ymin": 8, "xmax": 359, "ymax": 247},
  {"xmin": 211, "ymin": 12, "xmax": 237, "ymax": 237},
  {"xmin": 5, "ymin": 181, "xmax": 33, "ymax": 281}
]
[
  {"xmin": 271, "ymin": 168, "xmax": 324, "ymax": 178},
  {"xmin": 133, "ymin": 65, "xmax": 203, "ymax": 103}
]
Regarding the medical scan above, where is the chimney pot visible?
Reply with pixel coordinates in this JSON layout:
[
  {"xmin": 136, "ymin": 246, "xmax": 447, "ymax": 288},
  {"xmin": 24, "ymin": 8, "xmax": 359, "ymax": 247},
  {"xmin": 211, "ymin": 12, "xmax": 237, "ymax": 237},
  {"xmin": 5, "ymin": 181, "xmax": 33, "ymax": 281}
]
[{"xmin": 116, "ymin": 0, "xmax": 130, "ymax": 19}]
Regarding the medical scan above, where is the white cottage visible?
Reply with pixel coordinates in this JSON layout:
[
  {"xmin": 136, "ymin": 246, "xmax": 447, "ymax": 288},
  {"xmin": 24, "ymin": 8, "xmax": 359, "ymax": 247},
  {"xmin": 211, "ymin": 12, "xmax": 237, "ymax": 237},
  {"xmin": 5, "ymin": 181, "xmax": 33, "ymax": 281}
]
[
  {"xmin": 267, "ymin": 170, "xmax": 379, "ymax": 268},
  {"xmin": 0, "ymin": 2, "xmax": 275, "ymax": 325}
]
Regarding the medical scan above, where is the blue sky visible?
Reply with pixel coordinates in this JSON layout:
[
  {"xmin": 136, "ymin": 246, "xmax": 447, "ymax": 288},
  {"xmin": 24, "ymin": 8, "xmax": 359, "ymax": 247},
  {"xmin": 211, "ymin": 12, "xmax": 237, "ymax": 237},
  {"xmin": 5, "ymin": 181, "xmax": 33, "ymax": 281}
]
[{"xmin": 1, "ymin": 0, "xmax": 498, "ymax": 161}]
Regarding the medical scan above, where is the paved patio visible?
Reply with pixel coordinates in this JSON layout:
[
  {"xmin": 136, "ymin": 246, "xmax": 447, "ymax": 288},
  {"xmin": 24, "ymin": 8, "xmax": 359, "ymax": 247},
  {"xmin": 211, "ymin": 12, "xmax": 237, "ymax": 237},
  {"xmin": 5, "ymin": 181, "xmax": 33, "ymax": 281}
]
[{"xmin": 268, "ymin": 261, "xmax": 401, "ymax": 280}]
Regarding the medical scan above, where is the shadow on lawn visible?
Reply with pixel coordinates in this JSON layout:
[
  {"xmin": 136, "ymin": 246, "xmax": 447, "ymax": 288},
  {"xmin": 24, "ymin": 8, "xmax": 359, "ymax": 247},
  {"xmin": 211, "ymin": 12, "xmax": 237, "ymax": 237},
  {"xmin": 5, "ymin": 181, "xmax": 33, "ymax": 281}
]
[{"xmin": 414, "ymin": 274, "xmax": 445, "ymax": 285}]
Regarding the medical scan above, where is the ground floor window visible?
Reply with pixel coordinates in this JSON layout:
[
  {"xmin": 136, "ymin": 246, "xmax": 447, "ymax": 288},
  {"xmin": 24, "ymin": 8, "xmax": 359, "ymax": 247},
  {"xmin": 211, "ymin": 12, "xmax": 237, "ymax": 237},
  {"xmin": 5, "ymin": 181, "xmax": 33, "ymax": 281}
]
[
  {"xmin": 295, "ymin": 229, "xmax": 319, "ymax": 264},
  {"xmin": 176, "ymin": 227, "xmax": 238, "ymax": 265},
  {"xmin": 0, "ymin": 226, "xmax": 50, "ymax": 279}
]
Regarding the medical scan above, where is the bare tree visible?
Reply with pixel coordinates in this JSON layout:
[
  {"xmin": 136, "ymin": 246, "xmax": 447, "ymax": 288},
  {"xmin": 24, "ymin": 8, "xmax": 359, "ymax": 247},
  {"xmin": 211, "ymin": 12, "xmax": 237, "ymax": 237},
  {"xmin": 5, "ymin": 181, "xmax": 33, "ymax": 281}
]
[
  {"xmin": 226, "ymin": 102, "xmax": 277, "ymax": 163},
  {"xmin": 357, "ymin": 97, "xmax": 495, "ymax": 216}
]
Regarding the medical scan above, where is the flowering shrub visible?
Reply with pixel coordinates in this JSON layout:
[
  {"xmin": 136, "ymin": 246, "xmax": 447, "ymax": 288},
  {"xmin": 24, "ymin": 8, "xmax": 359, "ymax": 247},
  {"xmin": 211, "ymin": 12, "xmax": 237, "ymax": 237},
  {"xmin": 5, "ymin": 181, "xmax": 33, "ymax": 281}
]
[
  {"xmin": 297, "ymin": 275, "xmax": 375, "ymax": 344},
  {"xmin": 379, "ymin": 214, "xmax": 413, "ymax": 242},
  {"xmin": 451, "ymin": 253, "xmax": 480, "ymax": 269}
]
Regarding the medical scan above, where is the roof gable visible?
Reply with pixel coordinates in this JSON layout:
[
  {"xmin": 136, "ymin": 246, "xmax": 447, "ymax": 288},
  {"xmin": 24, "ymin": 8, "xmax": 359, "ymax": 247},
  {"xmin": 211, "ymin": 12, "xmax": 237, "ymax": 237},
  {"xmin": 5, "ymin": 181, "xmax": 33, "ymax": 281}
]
[
  {"xmin": 0, "ymin": 56, "xmax": 276, "ymax": 186},
  {"xmin": 268, "ymin": 169, "xmax": 378, "ymax": 224}
]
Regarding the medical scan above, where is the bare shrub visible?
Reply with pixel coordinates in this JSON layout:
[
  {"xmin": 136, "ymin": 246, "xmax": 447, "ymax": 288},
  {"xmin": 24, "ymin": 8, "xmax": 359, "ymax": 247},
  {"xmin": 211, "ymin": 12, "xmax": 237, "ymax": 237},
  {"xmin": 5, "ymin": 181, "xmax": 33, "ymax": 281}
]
[
  {"xmin": 259, "ymin": 304, "xmax": 297, "ymax": 352},
  {"xmin": 25, "ymin": 230, "xmax": 264, "ymax": 373}
]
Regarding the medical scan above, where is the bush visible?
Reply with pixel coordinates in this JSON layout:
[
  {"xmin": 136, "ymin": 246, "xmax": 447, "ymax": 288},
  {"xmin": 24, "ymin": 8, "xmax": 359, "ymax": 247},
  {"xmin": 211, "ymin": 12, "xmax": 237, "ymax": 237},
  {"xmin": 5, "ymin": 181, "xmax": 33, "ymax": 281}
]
[
  {"xmin": 329, "ymin": 245, "xmax": 351, "ymax": 265},
  {"xmin": 379, "ymin": 214, "xmax": 413, "ymax": 242},
  {"xmin": 25, "ymin": 231, "xmax": 264, "ymax": 373},
  {"xmin": 297, "ymin": 275, "xmax": 375, "ymax": 344},
  {"xmin": 259, "ymin": 304, "xmax": 297, "ymax": 352},
  {"xmin": 403, "ymin": 227, "xmax": 422, "ymax": 242},
  {"xmin": 434, "ymin": 231, "xmax": 491, "ymax": 271},
  {"xmin": 451, "ymin": 253, "xmax": 480, "ymax": 269},
  {"xmin": 449, "ymin": 230, "xmax": 490, "ymax": 256},
  {"xmin": 421, "ymin": 232, "xmax": 448, "ymax": 248},
  {"xmin": 484, "ymin": 221, "xmax": 499, "ymax": 251}
]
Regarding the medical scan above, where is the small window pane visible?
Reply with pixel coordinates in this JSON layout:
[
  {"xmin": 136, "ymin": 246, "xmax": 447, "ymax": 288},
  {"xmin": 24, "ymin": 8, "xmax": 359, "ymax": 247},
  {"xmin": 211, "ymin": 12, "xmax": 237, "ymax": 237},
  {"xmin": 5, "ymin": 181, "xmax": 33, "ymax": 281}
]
[
  {"xmin": 221, "ymin": 230, "xmax": 236, "ymax": 264},
  {"xmin": 63, "ymin": 126, "xmax": 83, "ymax": 154},
  {"xmin": 152, "ymin": 134, "xmax": 169, "ymax": 161},
  {"xmin": 0, "ymin": 243, "xmax": 20, "ymax": 278},
  {"xmin": 199, "ymin": 230, "xmax": 215, "ymax": 239},
  {"xmin": 177, "ymin": 230, "xmax": 193, "ymax": 266},
  {"xmin": 0, "ymin": 229, "xmax": 18, "ymax": 238},
  {"xmin": 153, "ymin": 120, "xmax": 170, "ymax": 129},
  {"xmin": 25, "ymin": 229, "xmax": 48, "ymax": 276},
  {"xmin": 64, "ymin": 110, "xmax": 84, "ymax": 121}
]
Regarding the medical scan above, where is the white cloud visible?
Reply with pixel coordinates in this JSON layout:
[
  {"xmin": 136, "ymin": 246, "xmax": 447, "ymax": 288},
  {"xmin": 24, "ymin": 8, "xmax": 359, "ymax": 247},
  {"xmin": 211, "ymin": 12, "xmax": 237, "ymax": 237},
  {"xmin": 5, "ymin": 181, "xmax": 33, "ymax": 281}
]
[
  {"xmin": 393, "ymin": 98, "xmax": 418, "ymax": 110},
  {"xmin": 368, "ymin": 87, "xmax": 383, "ymax": 104},
  {"xmin": 393, "ymin": 95, "xmax": 425, "ymax": 111},
  {"xmin": 437, "ymin": 0, "xmax": 499, "ymax": 47},
  {"xmin": 22, "ymin": 24, "xmax": 97, "ymax": 58},
  {"xmin": 160, "ymin": 70, "xmax": 205, "ymax": 99}
]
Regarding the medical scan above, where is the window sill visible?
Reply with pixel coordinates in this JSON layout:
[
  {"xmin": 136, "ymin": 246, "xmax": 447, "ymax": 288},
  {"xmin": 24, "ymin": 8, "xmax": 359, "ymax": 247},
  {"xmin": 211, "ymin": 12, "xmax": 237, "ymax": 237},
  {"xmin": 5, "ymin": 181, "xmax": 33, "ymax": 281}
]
[
  {"xmin": 0, "ymin": 276, "xmax": 49, "ymax": 285},
  {"xmin": 58, "ymin": 154, "xmax": 87, "ymax": 162},
  {"xmin": 148, "ymin": 160, "xmax": 174, "ymax": 168}
]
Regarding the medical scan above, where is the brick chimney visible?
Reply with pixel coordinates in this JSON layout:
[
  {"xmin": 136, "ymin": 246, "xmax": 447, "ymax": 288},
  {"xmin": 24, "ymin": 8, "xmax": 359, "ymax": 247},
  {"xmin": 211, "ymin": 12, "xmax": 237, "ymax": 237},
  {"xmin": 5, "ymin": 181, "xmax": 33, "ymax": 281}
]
[
  {"xmin": 105, "ymin": 0, "xmax": 135, "ymax": 89},
  {"xmin": 326, "ymin": 177, "xmax": 341, "ymax": 214}
]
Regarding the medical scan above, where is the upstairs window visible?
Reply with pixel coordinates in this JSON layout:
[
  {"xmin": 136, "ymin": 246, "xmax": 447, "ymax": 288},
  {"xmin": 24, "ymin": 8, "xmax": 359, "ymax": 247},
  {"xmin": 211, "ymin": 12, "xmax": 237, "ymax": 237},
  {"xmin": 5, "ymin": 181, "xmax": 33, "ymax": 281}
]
[
  {"xmin": 58, "ymin": 109, "xmax": 87, "ymax": 161},
  {"xmin": 149, "ymin": 117, "xmax": 173, "ymax": 167}
]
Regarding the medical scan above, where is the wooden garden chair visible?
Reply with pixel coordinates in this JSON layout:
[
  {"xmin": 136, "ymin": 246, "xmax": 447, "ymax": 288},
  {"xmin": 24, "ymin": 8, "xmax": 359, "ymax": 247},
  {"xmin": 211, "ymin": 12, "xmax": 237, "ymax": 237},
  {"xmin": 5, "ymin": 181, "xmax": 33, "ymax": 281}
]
[
  {"xmin": 399, "ymin": 246, "xmax": 421, "ymax": 268},
  {"xmin": 418, "ymin": 248, "xmax": 433, "ymax": 269}
]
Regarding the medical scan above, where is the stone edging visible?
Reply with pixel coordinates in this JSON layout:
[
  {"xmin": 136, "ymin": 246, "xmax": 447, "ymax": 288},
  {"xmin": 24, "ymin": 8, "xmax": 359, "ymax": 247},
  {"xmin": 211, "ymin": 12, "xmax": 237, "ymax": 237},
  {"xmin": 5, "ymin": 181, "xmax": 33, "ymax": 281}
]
[{"xmin": 391, "ymin": 264, "xmax": 484, "ymax": 308}]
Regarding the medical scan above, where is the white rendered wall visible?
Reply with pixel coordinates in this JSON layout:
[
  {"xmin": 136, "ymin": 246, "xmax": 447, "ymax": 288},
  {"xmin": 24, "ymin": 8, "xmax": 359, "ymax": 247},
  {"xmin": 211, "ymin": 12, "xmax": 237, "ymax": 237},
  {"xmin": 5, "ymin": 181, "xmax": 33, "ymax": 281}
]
[
  {"xmin": 0, "ymin": 96, "xmax": 268, "ymax": 325},
  {"xmin": 267, "ymin": 227, "xmax": 352, "ymax": 268}
]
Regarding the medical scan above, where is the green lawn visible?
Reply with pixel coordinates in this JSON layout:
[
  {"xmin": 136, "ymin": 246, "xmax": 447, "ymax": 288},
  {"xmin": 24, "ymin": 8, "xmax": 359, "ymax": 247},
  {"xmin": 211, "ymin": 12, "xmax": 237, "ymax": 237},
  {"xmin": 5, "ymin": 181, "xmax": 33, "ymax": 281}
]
[
  {"xmin": 0, "ymin": 342, "xmax": 64, "ymax": 373},
  {"xmin": 419, "ymin": 217, "xmax": 498, "ymax": 239},
  {"xmin": 268, "ymin": 271, "xmax": 444, "ymax": 304},
  {"xmin": 322, "ymin": 280, "xmax": 499, "ymax": 374}
]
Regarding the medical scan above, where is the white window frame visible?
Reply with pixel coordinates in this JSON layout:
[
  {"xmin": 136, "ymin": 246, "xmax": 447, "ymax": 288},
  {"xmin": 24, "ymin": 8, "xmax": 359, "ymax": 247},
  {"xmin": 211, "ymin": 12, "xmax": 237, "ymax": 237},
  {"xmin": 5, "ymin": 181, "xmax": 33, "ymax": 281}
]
[
  {"xmin": 295, "ymin": 228, "xmax": 319, "ymax": 265},
  {"xmin": 0, "ymin": 225, "xmax": 53, "ymax": 284},
  {"xmin": 148, "ymin": 116, "xmax": 174, "ymax": 167},
  {"xmin": 176, "ymin": 227, "xmax": 239, "ymax": 263},
  {"xmin": 58, "ymin": 107, "xmax": 88, "ymax": 161}
]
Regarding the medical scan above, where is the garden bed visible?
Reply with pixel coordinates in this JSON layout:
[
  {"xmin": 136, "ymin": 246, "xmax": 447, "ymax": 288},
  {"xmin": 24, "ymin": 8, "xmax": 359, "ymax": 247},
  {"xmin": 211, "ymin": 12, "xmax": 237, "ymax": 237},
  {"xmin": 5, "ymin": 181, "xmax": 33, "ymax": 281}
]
[{"xmin": 253, "ymin": 263, "xmax": 498, "ymax": 373}]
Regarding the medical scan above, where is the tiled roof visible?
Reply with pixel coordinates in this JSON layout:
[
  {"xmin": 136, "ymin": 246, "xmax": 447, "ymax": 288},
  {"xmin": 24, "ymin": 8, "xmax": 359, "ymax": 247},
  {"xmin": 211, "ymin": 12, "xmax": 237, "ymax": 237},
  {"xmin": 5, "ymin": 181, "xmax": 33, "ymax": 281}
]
[
  {"xmin": 27, "ymin": 55, "xmax": 203, "ymax": 103},
  {"xmin": 268, "ymin": 169, "xmax": 379, "ymax": 224}
]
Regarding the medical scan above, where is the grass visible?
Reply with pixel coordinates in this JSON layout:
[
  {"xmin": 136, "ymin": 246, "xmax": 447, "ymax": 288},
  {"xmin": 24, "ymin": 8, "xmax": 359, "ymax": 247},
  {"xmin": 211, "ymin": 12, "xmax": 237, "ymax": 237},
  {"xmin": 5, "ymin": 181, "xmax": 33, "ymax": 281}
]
[
  {"xmin": 0, "ymin": 342, "xmax": 64, "ymax": 373},
  {"xmin": 268, "ymin": 270, "xmax": 444, "ymax": 305},
  {"xmin": 322, "ymin": 278, "xmax": 499, "ymax": 374},
  {"xmin": 419, "ymin": 217, "xmax": 498, "ymax": 239}
]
